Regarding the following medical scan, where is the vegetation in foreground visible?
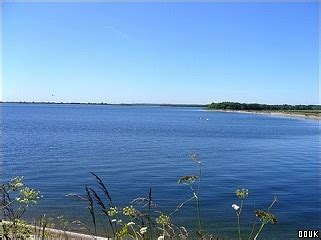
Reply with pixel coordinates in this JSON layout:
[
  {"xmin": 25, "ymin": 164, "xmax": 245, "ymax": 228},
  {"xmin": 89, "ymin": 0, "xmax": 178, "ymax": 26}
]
[{"xmin": 1, "ymin": 154, "xmax": 278, "ymax": 239}]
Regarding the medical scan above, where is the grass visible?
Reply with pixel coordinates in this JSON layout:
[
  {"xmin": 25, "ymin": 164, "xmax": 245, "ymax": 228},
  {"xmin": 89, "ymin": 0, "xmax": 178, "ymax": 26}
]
[{"xmin": 1, "ymin": 154, "xmax": 279, "ymax": 239}]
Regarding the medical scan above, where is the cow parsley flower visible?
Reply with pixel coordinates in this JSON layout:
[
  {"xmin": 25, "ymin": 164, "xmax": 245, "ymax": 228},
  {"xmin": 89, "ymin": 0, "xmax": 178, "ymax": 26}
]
[
  {"xmin": 122, "ymin": 206, "xmax": 136, "ymax": 216},
  {"xmin": 236, "ymin": 189, "xmax": 249, "ymax": 200},
  {"xmin": 140, "ymin": 226, "xmax": 148, "ymax": 234},
  {"xmin": 232, "ymin": 204, "xmax": 240, "ymax": 211}
]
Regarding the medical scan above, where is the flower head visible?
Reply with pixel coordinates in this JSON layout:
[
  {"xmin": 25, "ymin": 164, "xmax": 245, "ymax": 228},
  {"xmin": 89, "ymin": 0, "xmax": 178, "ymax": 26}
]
[
  {"xmin": 10, "ymin": 176, "xmax": 24, "ymax": 190},
  {"xmin": 17, "ymin": 187, "xmax": 41, "ymax": 205},
  {"xmin": 140, "ymin": 226, "xmax": 148, "ymax": 234},
  {"xmin": 156, "ymin": 214, "xmax": 171, "ymax": 226},
  {"xmin": 108, "ymin": 206, "xmax": 118, "ymax": 217},
  {"xmin": 236, "ymin": 189, "xmax": 249, "ymax": 200},
  {"xmin": 116, "ymin": 224, "xmax": 129, "ymax": 237},
  {"xmin": 178, "ymin": 175, "xmax": 198, "ymax": 185},
  {"xmin": 122, "ymin": 205, "xmax": 136, "ymax": 216},
  {"xmin": 190, "ymin": 153, "xmax": 201, "ymax": 164},
  {"xmin": 232, "ymin": 204, "xmax": 240, "ymax": 211},
  {"xmin": 256, "ymin": 210, "xmax": 277, "ymax": 224}
]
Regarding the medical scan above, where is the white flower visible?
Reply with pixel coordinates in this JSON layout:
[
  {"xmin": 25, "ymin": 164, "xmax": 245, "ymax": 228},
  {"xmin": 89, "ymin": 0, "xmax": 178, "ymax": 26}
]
[
  {"xmin": 232, "ymin": 204, "xmax": 240, "ymax": 211},
  {"xmin": 140, "ymin": 226, "xmax": 148, "ymax": 234},
  {"xmin": 111, "ymin": 219, "xmax": 117, "ymax": 223},
  {"xmin": 127, "ymin": 222, "xmax": 135, "ymax": 226},
  {"xmin": 158, "ymin": 236, "xmax": 165, "ymax": 240},
  {"xmin": 117, "ymin": 220, "xmax": 122, "ymax": 224}
]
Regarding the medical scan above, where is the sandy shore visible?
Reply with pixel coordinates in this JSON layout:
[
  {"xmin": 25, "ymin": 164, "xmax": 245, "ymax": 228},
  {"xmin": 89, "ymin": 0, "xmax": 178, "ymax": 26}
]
[
  {"xmin": 0, "ymin": 220, "xmax": 108, "ymax": 240},
  {"xmin": 207, "ymin": 109, "xmax": 321, "ymax": 120}
]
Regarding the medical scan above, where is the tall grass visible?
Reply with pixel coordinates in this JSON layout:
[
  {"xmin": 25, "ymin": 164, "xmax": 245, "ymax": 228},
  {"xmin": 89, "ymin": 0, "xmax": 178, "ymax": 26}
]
[{"xmin": 1, "ymin": 154, "xmax": 278, "ymax": 239}]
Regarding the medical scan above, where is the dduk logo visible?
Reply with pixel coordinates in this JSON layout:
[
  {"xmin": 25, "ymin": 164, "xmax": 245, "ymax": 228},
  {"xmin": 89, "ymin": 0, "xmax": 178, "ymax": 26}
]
[{"xmin": 298, "ymin": 230, "xmax": 320, "ymax": 239}]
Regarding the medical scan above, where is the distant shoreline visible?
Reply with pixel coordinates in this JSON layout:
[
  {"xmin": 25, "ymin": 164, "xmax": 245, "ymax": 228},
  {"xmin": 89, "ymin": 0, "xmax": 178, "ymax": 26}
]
[
  {"xmin": 2, "ymin": 101, "xmax": 320, "ymax": 120},
  {"xmin": 207, "ymin": 109, "xmax": 321, "ymax": 120},
  {"xmin": 0, "ymin": 101, "xmax": 206, "ymax": 108}
]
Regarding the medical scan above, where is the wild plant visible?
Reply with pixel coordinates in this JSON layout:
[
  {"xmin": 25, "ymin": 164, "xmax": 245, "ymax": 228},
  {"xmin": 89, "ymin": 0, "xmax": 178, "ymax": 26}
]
[
  {"xmin": 252, "ymin": 197, "xmax": 277, "ymax": 240},
  {"xmin": 33, "ymin": 214, "xmax": 75, "ymax": 239},
  {"xmin": 175, "ymin": 153, "xmax": 203, "ymax": 237},
  {"xmin": 0, "ymin": 176, "xmax": 41, "ymax": 238},
  {"xmin": 32, "ymin": 214, "xmax": 55, "ymax": 239},
  {"xmin": 232, "ymin": 188, "xmax": 249, "ymax": 240},
  {"xmin": 0, "ymin": 155, "xmax": 280, "ymax": 240},
  {"xmin": 79, "ymin": 171, "xmax": 191, "ymax": 239},
  {"xmin": 232, "ymin": 189, "xmax": 278, "ymax": 240}
]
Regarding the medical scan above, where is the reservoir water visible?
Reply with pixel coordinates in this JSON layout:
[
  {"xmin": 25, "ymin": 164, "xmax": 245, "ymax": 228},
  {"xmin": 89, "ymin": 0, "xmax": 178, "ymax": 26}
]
[{"xmin": 1, "ymin": 104, "xmax": 320, "ymax": 239}]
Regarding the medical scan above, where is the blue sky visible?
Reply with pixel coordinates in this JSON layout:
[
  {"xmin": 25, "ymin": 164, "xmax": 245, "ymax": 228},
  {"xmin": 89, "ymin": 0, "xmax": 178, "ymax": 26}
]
[{"xmin": 2, "ymin": 2, "xmax": 319, "ymax": 104}]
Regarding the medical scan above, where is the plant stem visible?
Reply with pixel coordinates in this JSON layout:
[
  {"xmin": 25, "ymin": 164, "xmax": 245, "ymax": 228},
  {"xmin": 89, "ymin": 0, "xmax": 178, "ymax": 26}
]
[
  {"xmin": 237, "ymin": 200, "xmax": 243, "ymax": 240},
  {"xmin": 130, "ymin": 225, "xmax": 139, "ymax": 239},
  {"xmin": 253, "ymin": 223, "xmax": 265, "ymax": 240},
  {"xmin": 197, "ymin": 163, "xmax": 202, "ymax": 235},
  {"xmin": 267, "ymin": 198, "xmax": 277, "ymax": 213},
  {"xmin": 237, "ymin": 215, "xmax": 241, "ymax": 240},
  {"xmin": 148, "ymin": 187, "xmax": 153, "ymax": 240},
  {"xmin": 248, "ymin": 219, "xmax": 257, "ymax": 240},
  {"xmin": 0, "ymin": 200, "xmax": 16, "ymax": 210},
  {"xmin": 189, "ymin": 184, "xmax": 202, "ymax": 235},
  {"xmin": 170, "ymin": 196, "xmax": 195, "ymax": 216},
  {"xmin": 196, "ymin": 194, "xmax": 202, "ymax": 235},
  {"xmin": 163, "ymin": 224, "xmax": 165, "ymax": 238}
]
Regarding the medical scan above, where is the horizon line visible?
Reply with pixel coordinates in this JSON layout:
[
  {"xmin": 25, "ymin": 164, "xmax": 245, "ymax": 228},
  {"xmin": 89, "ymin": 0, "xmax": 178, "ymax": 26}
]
[{"xmin": 1, "ymin": 101, "xmax": 320, "ymax": 106}]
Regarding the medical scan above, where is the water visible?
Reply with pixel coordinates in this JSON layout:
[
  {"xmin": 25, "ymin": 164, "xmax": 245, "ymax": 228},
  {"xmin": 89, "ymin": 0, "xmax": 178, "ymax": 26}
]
[{"xmin": 1, "ymin": 103, "xmax": 320, "ymax": 239}]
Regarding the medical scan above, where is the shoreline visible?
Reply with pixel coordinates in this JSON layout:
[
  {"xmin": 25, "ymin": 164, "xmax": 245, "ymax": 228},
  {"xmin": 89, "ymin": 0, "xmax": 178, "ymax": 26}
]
[
  {"xmin": 207, "ymin": 109, "xmax": 321, "ymax": 120},
  {"xmin": 0, "ymin": 101, "xmax": 206, "ymax": 108},
  {"xmin": 0, "ymin": 220, "xmax": 108, "ymax": 240},
  {"xmin": 2, "ymin": 102, "xmax": 320, "ymax": 120}
]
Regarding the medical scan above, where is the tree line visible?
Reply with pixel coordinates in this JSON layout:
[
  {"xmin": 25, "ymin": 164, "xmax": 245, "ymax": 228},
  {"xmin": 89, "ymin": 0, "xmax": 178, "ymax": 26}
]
[{"xmin": 207, "ymin": 102, "xmax": 321, "ymax": 111}]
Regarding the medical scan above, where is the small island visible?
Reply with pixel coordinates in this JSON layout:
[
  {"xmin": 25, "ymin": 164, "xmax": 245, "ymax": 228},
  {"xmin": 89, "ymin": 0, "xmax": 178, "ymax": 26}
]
[{"xmin": 207, "ymin": 102, "xmax": 321, "ymax": 119}]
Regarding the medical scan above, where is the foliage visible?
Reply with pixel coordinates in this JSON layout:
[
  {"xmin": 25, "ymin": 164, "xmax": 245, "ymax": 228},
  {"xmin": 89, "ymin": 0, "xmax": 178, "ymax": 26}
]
[
  {"xmin": 176, "ymin": 154, "xmax": 203, "ymax": 236},
  {"xmin": 79, "ymin": 172, "xmax": 188, "ymax": 239},
  {"xmin": 252, "ymin": 197, "xmax": 278, "ymax": 240},
  {"xmin": 0, "ymin": 155, "xmax": 279, "ymax": 239},
  {"xmin": 207, "ymin": 102, "xmax": 321, "ymax": 111},
  {"xmin": 0, "ymin": 176, "xmax": 41, "ymax": 239},
  {"xmin": 232, "ymin": 190, "xmax": 278, "ymax": 240},
  {"xmin": 79, "ymin": 154, "xmax": 277, "ymax": 239}
]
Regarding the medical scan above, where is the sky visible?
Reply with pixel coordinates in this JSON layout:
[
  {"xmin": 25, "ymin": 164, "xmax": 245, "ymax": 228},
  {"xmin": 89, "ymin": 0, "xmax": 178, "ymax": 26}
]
[{"xmin": 2, "ymin": 2, "xmax": 320, "ymax": 104}]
